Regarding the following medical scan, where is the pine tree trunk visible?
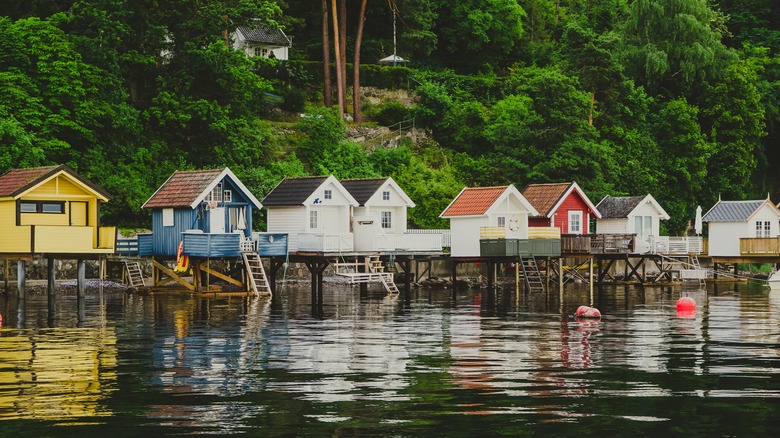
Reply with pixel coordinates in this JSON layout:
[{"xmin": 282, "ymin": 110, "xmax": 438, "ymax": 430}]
[
  {"xmin": 322, "ymin": 0, "xmax": 332, "ymax": 108},
  {"xmin": 353, "ymin": 0, "xmax": 368, "ymax": 123},
  {"xmin": 331, "ymin": 0, "xmax": 345, "ymax": 116},
  {"xmin": 339, "ymin": 0, "xmax": 348, "ymax": 116}
]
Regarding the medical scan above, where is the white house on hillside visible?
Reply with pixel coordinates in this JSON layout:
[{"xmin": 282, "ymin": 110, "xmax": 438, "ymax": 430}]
[
  {"xmin": 702, "ymin": 197, "xmax": 780, "ymax": 257},
  {"xmin": 232, "ymin": 22, "xmax": 292, "ymax": 60},
  {"xmin": 440, "ymin": 185, "xmax": 538, "ymax": 257},
  {"xmin": 262, "ymin": 175, "xmax": 357, "ymax": 252}
]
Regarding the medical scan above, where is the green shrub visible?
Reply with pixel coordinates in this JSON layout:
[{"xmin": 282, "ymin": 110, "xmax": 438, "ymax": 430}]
[{"xmin": 372, "ymin": 101, "xmax": 411, "ymax": 127}]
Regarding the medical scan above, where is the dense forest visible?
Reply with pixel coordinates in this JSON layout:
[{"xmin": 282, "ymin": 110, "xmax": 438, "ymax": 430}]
[{"xmin": 0, "ymin": 0, "xmax": 777, "ymax": 234}]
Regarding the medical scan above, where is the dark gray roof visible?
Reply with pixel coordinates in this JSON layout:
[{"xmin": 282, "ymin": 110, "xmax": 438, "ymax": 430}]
[
  {"xmin": 596, "ymin": 195, "xmax": 644, "ymax": 218},
  {"xmin": 237, "ymin": 25, "xmax": 291, "ymax": 46},
  {"xmin": 341, "ymin": 178, "xmax": 387, "ymax": 206},
  {"xmin": 702, "ymin": 200, "xmax": 765, "ymax": 222},
  {"xmin": 261, "ymin": 176, "xmax": 327, "ymax": 206}
]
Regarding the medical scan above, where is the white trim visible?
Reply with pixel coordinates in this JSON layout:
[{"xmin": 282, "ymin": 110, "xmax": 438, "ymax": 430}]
[
  {"xmin": 303, "ymin": 175, "xmax": 359, "ymax": 207},
  {"xmin": 627, "ymin": 194, "xmax": 670, "ymax": 220},
  {"xmin": 546, "ymin": 182, "xmax": 602, "ymax": 219}
]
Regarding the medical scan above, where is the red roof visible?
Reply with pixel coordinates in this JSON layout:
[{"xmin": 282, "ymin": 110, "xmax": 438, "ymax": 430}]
[
  {"xmin": 0, "ymin": 165, "xmax": 111, "ymax": 199},
  {"xmin": 0, "ymin": 166, "xmax": 59, "ymax": 197},
  {"xmin": 143, "ymin": 169, "xmax": 225, "ymax": 209},
  {"xmin": 441, "ymin": 186, "xmax": 508, "ymax": 217},
  {"xmin": 521, "ymin": 182, "xmax": 572, "ymax": 217}
]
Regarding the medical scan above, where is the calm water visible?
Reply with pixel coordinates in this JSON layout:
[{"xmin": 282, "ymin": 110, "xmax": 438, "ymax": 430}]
[{"xmin": 1, "ymin": 280, "xmax": 779, "ymax": 436}]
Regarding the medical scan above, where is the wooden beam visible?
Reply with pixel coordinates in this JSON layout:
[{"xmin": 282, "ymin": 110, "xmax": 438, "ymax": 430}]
[
  {"xmin": 198, "ymin": 262, "xmax": 244, "ymax": 287},
  {"xmin": 152, "ymin": 259, "xmax": 195, "ymax": 291}
]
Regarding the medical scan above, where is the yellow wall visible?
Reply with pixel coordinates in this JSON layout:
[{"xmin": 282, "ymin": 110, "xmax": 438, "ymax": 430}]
[{"xmin": 0, "ymin": 173, "xmax": 113, "ymax": 254}]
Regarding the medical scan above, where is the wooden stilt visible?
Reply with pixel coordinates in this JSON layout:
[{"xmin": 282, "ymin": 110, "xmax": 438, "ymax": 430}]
[
  {"xmin": 3, "ymin": 259, "xmax": 8, "ymax": 293},
  {"xmin": 17, "ymin": 260, "xmax": 25, "ymax": 297},
  {"xmin": 47, "ymin": 257, "xmax": 56, "ymax": 323},
  {"xmin": 589, "ymin": 257, "xmax": 594, "ymax": 304},
  {"xmin": 77, "ymin": 259, "xmax": 86, "ymax": 325}
]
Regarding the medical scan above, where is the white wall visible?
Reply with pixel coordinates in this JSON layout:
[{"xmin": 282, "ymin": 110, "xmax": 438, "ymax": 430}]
[
  {"xmin": 750, "ymin": 205, "xmax": 780, "ymax": 237},
  {"xmin": 708, "ymin": 222, "xmax": 746, "ymax": 256},
  {"xmin": 450, "ymin": 216, "xmax": 489, "ymax": 257},
  {"xmin": 267, "ymin": 206, "xmax": 306, "ymax": 251},
  {"xmin": 596, "ymin": 218, "xmax": 628, "ymax": 234}
]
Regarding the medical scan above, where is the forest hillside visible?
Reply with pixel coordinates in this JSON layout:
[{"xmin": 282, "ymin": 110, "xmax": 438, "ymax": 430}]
[{"xmin": 0, "ymin": 0, "xmax": 777, "ymax": 234}]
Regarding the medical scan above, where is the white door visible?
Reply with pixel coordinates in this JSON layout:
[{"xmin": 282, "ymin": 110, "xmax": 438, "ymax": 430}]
[{"xmin": 210, "ymin": 207, "xmax": 225, "ymax": 233}]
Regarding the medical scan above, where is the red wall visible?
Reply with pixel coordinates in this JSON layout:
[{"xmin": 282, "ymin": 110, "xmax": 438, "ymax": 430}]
[{"xmin": 529, "ymin": 191, "xmax": 594, "ymax": 235}]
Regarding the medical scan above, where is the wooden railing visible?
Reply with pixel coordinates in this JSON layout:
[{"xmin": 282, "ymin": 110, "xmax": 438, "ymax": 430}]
[
  {"xmin": 298, "ymin": 233, "xmax": 354, "ymax": 252},
  {"xmin": 561, "ymin": 234, "xmax": 592, "ymax": 254},
  {"xmin": 405, "ymin": 229, "xmax": 451, "ymax": 248},
  {"xmin": 591, "ymin": 234, "xmax": 635, "ymax": 254},
  {"xmin": 375, "ymin": 233, "xmax": 442, "ymax": 252},
  {"xmin": 740, "ymin": 237, "xmax": 780, "ymax": 255}
]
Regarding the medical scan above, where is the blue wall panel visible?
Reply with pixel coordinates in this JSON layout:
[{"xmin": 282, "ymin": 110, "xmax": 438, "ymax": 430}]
[
  {"xmin": 152, "ymin": 209, "xmax": 198, "ymax": 257},
  {"xmin": 256, "ymin": 233, "xmax": 289, "ymax": 256}
]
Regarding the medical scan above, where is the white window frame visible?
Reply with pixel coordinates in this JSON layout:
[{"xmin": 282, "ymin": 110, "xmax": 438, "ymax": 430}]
[
  {"xmin": 381, "ymin": 211, "xmax": 392, "ymax": 229},
  {"xmin": 756, "ymin": 220, "xmax": 771, "ymax": 238},
  {"xmin": 324, "ymin": 189, "xmax": 332, "ymax": 200},
  {"xmin": 223, "ymin": 190, "xmax": 232, "ymax": 203},
  {"xmin": 382, "ymin": 191, "xmax": 390, "ymax": 201},
  {"xmin": 309, "ymin": 210, "xmax": 318, "ymax": 229},
  {"xmin": 162, "ymin": 208, "xmax": 174, "ymax": 227},
  {"xmin": 568, "ymin": 210, "xmax": 583, "ymax": 234},
  {"xmin": 208, "ymin": 182, "xmax": 223, "ymax": 202},
  {"xmin": 497, "ymin": 216, "xmax": 506, "ymax": 228}
]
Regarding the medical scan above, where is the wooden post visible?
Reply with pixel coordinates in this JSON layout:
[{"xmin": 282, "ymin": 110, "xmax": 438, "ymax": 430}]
[
  {"xmin": 589, "ymin": 256, "xmax": 594, "ymax": 305},
  {"xmin": 77, "ymin": 259, "xmax": 86, "ymax": 325},
  {"xmin": 47, "ymin": 257, "xmax": 56, "ymax": 323},
  {"xmin": 17, "ymin": 260, "xmax": 26, "ymax": 297},
  {"xmin": 3, "ymin": 259, "xmax": 8, "ymax": 293},
  {"xmin": 451, "ymin": 260, "xmax": 458, "ymax": 291},
  {"xmin": 515, "ymin": 259, "xmax": 520, "ymax": 293},
  {"xmin": 559, "ymin": 257, "xmax": 564, "ymax": 296},
  {"xmin": 487, "ymin": 261, "xmax": 494, "ymax": 292}
]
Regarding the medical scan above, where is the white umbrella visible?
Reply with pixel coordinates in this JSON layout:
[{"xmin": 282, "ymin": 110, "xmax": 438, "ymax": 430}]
[
  {"xmin": 694, "ymin": 205, "xmax": 702, "ymax": 235},
  {"xmin": 237, "ymin": 207, "xmax": 247, "ymax": 231}
]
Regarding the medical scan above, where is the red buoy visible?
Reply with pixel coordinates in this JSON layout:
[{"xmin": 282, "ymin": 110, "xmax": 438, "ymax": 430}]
[
  {"xmin": 676, "ymin": 296, "xmax": 696, "ymax": 312},
  {"xmin": 575, "ymin": 305, "xmax": 602, "ymax": 318}
]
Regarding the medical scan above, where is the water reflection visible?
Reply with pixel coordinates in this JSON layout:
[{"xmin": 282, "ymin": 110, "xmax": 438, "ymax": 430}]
[{"xmin": 0, "ymin": 281, "xmax": 779, "ymax": 435}]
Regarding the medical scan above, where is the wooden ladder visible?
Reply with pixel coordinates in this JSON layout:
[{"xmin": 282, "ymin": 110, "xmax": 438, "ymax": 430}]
[
  {"xmin": 519, "ymin": 255, "xmax": 545, "ymax": 292},
  {"xmin": 242, "ymin": 252, "xmax": 272, "ymax": 295},
  {"xmin": 380, "ymin": 273, "xmax": 400, "ymax": 295},
  {"xmin": 124, "ymin": 261, "xmax": 145, "ymax": 288},
  {"xmin": 690, "ymin": 254, "xmax": 706, "ymax": 287}
]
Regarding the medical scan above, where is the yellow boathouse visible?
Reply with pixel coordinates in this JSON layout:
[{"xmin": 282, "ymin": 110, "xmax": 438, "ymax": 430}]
[{"xmin": 0, "ymin": 165, "xmax": 115, "ymax": 257}]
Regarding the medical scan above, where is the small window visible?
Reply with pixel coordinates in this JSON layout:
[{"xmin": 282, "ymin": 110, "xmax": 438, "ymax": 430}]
[
  {"xmin": 309, "ymin": 210, "xmax": 318, "ymax": 229},
  {"xmin": 223, "ymin": 190, "xmax": 232, "ymax": 203},
  {"xmin": 19, "ymin": 201, "xmax": 64, "ymax": 214},
  {"xmin": 757, "ymin": 220, "xmax": 771, "ymax": 238},
  {"xmin": 41, "ymin": 203, "xmax": 64, "ymax": 213},
  {"xmin": 20, "ymin": 202, "xmax": 37, "ymax": 213},
  {"xmin": 497, "ymin": 216, "xmax": 506, "ymax": 228},
  {"xmin": 209, "ymin": 183, "xmax": 223, "ymax": 202},
  {"xmin": 382, "ymin": 191, "xmax": 390, "ymax": 201},
  {"xmin": 324, "ymin": 189, "xmax": 332, "ymax": 200},
  {"xmin": 381, "ymin": 211, "xmax": 392, "ymax": 229},
  {"xmin": 162, "ymin": 208, "xmax": 174, "ymax": 227},
  {"xmin": 569, "ymin": 211, "xmax": 583, "ymax": 234}
]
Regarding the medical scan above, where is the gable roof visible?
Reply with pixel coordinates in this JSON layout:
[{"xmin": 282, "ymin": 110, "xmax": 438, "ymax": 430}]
[
  {"xmin": 341, "ymin": 177, "xmax": 415, "ymax": 207},
  {"xmin": 702, "ymin": 199, "xmax": 780, "ymax": 222},
  {"xmin": 262, "ymin": 175, "xmax": 358, "ymax": 207},
  {"xmin": 521, "ymin": 181, "xmax": 601, "ymax": 219},
  {"xmin": 597, "ymin": 194, "xmax": 670, "ymax": 220},
  {"xmin": 440, "ymin": 185, "xmax": 538, "ymax": 218},
  {"xmin": 0, "ymin": 164, "xmax": 110, "ymax": 200},
  {"xmin": 341, "ymin": 178, "xmax": 386, "ymax": 205},
  {"xmin": 236, "ymin": 24, "xmax": 291, "ymax": 46},
  {"xmin": 142, "ymin": 167, "xmax": 262, "ymax": 210}
]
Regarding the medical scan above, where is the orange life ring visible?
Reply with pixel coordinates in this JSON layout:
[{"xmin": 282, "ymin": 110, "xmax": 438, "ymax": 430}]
[{"xmin": 177, "ymin": 241, "xmax": 183, "ymax": 263}]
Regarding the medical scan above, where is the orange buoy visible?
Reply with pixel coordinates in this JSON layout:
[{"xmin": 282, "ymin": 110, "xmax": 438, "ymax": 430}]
[
  {"xmin": 575, "ymin": 305, "xmax": 602, "ymax": 319},
  {"xmin": 676, "ymin": 296, "xmax": 696, "ymax": 311}
]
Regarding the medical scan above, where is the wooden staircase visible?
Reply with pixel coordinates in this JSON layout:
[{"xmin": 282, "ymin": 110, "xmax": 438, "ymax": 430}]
[
  {"xmin": 242, "ymin": 252, "xmax": 272, "ymax": 295},
  {"xmin": 519, "ymin": 255, "xmax": 545, "ymax": 292},
  {"xmin": 124, "ymin": 261, "xmax": 145, "ymax": 288},
  {"xmin": 367, "ymin": 255, "xmax": 399, "ymax": 295}
]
